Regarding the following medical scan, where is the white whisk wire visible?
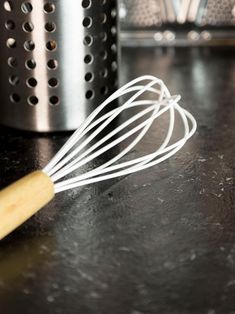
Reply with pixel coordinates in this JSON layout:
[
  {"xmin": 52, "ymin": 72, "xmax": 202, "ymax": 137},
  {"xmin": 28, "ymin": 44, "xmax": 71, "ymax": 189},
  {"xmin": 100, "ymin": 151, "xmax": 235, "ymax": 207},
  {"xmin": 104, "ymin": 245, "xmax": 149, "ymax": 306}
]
[
  {"xmin": 43, "ymin": 76, "xmax": 197, "ymax": 193},
  {"xmin": 46, "ymin": 80, "xmax": 164, "ymax": 177},
  {"xmin": 44, "ymin": 75, "xmax": 162, "ymax": 174},
  {"xmin": 50, "ymin": 98, "xmax": 174, "ymax": 182}
]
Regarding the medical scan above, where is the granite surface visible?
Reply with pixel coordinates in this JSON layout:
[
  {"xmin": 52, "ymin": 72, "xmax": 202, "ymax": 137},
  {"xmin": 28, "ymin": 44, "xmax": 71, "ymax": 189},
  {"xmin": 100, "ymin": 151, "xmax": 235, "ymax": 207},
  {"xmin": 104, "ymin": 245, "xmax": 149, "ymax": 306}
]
[{"xmin": 0, "ymin": 47, "xmax": 235, "ymax": 314}]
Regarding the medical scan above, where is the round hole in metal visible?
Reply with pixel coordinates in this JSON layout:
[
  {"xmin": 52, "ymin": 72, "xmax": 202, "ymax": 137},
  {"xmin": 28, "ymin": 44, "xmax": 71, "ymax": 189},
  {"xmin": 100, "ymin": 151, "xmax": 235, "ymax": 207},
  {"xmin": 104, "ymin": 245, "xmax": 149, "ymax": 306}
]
[
  {"xmin": 83, "ymin": 35, "xmax": 93, "ymax": 46},
  {"xmin": 21, "ymin": 2, "xmax": 33, "ymax": 13},
  {"xmin": 25, "ymin": 59, "xmax": 36, "ymax": 69},
  {"xmin": 23, "ymin": 21, "xmax": 34, "ymax": 32},
  {"xmin": 28, "ymin": 95, "xmax": 38, "ymax": 106},
  {"xmin": 9, "ymin": 75, "xmax": 20, "ymax": 86},
  {"xmin": 46, "ymin": 40, "xmax": 57, "ymax": 51},
  {"xmin": 84, "ymin": 72, "xmax": 94, "ymax": 82},
  {"xmin": 111, "ymin": 61, "xmax": 117, "ymax": 71},
  {"xmin": 8, "ymin": 57, "xmax": 17, "ymax": 67},
  {"xmin": 85, "ymin": 90, "xmax": 94, "ymax": 99},
  {"xmin": 84, "ymin": 54, "xmax": 93, "ymax": 64},
  {"xmin": 100, "ymin": 50, "xmax": 107, "ymax": 60},
  {"xmin": 27, "ymin": 77, "xmax": 37, "ymax": 88},
  {"xmin": 5, "ymin": 20, "xmax": 15, "ymax": 30},
  {"xmin": 82, "ymin": 16, "xmax": 92, "ymax": 28},
  {"xmin": 6, "ymin": 38, "xmax": 16, "ymax": 48},
  {"xmin": 100, "ymin": 86, "xmax": 108, "ymax": 95},
  {"xmin": 82, "ymin": 0, "xmax": 91, "ymax": 9},
  {"xmin": 111, "ymin": 43, "xmax": 117, "ymax": 53},
  {"xmin": 111, "ymin": 8, "xmax": 117, "ymax": 18},
  {"xmin": 100, "ymin": 13, "xmax": 107, "ymax": 23},
  {"xmin": 45, "ymin": 21, "xmax": 56, "ymax": 32},
  {"xmin": 24, "ymin": 40, "xmax": 35, "ymax": 51},
  {"xmin": 3, "ymin": 1, "xmax": 13, "ymax": 11},
  {"xmin": 44, "ymin": 3, "xmax": 55, "ymax": 13},
  {"xmin": 10, "ymin": 93, "xmax": 21, "ymax": 103},
  {"xmin": 100, "ymin": 32, "xmax": 107, "ymax": 42},
  {"xmin": 49, "ymin": 95, "xmax": 59, "ymax": 106},
  {"xmin": 48, "ymin": 78, "xmax": 58, "ymax": 88},
  {"xmin": 111, "ymin": 26, "xmax": 117, "ymax": 36},
  {"xmin": 99, "ymin": 68, "xmax": 108, "ymax": 78},
  {"xmin": 47, "ymin": 59, "xmax": 58, "ymax": 69}
]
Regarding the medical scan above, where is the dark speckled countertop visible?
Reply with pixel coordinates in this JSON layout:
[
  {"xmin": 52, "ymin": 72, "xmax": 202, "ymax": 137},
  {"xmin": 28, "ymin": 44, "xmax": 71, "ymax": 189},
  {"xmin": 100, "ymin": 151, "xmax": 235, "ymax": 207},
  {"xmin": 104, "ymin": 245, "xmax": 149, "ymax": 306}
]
[{"xmin": 1, "ymin": 47, "xmax": 235, "ymax": 314}]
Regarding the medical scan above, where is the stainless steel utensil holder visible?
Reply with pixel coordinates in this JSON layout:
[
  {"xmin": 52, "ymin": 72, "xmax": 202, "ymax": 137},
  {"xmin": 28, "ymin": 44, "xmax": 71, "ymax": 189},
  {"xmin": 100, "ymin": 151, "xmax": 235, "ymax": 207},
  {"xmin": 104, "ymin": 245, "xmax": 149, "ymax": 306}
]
[{"xmin": 0, "ymin": 0, "xmax": 118, "ymax": 131}]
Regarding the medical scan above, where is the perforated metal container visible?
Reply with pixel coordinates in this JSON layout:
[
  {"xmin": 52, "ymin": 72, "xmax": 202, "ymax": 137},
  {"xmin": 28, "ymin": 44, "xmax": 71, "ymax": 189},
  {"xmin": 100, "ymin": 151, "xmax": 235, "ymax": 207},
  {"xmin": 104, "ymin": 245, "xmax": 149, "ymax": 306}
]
[{"xmin": 0, "ymin": 0, "xmax": 118, "ymax": 132}]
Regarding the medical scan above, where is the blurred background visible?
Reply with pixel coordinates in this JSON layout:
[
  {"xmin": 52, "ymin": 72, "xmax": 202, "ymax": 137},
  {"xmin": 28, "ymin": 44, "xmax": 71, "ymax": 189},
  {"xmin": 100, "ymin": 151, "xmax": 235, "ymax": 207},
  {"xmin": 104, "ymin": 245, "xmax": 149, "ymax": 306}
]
[{"xmin": 119, "ymin": 0, "xmax": 235, "ymax": 46}]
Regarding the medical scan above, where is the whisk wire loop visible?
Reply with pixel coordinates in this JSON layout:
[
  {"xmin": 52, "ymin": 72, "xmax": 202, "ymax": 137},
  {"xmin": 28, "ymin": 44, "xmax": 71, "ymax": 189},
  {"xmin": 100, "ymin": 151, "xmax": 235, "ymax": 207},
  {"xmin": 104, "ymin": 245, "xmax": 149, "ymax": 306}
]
[
  {"xmin": 43, "ymin": 76, "xmax": 197, "ymax": 193},
  {"xmin": 46, "ymin": 79, "xmax": 165, "ymax": 177}
]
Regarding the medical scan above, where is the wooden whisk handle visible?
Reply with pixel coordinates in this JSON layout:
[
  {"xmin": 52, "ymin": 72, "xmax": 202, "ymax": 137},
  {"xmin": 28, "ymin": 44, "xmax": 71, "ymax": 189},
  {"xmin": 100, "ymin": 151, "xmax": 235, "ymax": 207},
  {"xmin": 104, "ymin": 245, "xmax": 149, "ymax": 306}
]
[{"xmin": 0, "ymin": 171, "xmax": 54, "ymax": 240}]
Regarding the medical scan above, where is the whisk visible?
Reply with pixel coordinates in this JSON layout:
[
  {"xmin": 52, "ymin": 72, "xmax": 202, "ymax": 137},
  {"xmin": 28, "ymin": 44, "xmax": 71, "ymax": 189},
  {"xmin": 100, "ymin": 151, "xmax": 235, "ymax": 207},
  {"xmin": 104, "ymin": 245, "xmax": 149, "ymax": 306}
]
[{"xmin": 0, "ymin": 75, "xmax": 197, "ymax": 240}]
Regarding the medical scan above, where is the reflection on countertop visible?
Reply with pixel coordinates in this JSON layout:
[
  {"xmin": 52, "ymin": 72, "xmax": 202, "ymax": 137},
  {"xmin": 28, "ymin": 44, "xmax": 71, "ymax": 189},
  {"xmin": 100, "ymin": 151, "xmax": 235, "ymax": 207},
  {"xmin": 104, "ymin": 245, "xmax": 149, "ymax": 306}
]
[{"xmin": 0, "ymin": 47, "xmax": 235, "ymax": 314}]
